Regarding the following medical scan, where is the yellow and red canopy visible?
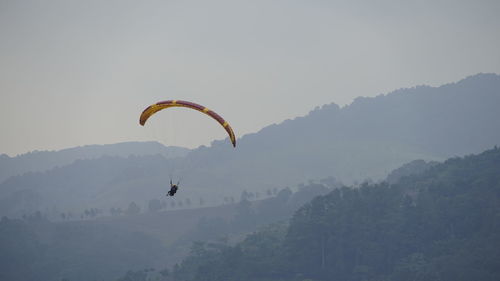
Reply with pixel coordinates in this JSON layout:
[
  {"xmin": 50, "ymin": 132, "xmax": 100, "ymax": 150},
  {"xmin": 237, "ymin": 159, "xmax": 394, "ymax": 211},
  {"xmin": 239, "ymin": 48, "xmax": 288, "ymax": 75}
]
[{"xmin": 139, "ymin": 100, "xmax": 236, "ymax": 147}]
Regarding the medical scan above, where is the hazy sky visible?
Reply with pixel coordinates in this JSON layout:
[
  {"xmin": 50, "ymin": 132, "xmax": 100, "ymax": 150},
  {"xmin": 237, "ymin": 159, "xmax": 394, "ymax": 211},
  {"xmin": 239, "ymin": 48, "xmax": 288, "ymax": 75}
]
[{"xmin": 1, "ymin": 0, "xmax": 499, "ymax": 156}]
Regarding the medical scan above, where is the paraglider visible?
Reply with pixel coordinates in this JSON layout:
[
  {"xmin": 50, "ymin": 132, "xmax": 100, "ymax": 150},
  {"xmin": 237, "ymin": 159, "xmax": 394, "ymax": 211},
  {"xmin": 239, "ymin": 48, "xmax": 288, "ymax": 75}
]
[
  {"xmin": 139, "ymin": 100, "xmax": 236, "ymax": 147},
  {"xmin": 140, "ymin": 100, "xmax": 237, "ymax": 197},
  {"xmin": 167, "ymin": 180, "xmax": 179, "ymax": 197}
]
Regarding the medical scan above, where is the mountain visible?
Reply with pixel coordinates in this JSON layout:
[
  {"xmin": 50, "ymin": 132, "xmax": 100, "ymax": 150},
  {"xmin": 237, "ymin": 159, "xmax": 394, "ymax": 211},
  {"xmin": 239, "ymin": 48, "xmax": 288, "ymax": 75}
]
[
  {"xmin": 0, "ymin": 141, "xmax": 189, "ymax": 183},
  {"xmin": 2, "ymin": 146, "xmax": 499, "ymax": 281},
  {"xmin": 0, "ymin": 203, "xmax": 238, "ymax": 281},
  {"xmin": 385, "ymin": 159, "xmax": 438, "ymax": 184},
  {"xmin": 0, "ymin": 176, "xmax": 337, "ymax": 281},
  {"xmin": 180, "ymin": 73, "xmax": 500, "ymax": 190},
  {"xmin": 1, "ymin": 73, "xmax": 499, "ymax": 218},
  {"xmin": 167, "ymin": 146, "xmax": 500, "ymax": 281},
  {"xmin": 0, "ymin": 154, "xmax": 175, "ymax": 217}
]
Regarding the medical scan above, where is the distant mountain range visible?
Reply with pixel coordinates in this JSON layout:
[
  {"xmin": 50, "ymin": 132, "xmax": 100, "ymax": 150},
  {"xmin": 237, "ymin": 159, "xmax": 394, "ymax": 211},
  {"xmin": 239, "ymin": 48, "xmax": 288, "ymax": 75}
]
[
  {"xmin": 1, "ymin": 73, "xmax": 499, "ymax": 218},
  {"xmin": 179, "ymin": 72, "xmax": 500, "ymax": 191},
  {"xmin": 0, "ymin": 141, "xmax": 189, "ymax": 183},
  {"xmin": 164, "ymin": 146, "xmax": 500, "ymax": 281}
]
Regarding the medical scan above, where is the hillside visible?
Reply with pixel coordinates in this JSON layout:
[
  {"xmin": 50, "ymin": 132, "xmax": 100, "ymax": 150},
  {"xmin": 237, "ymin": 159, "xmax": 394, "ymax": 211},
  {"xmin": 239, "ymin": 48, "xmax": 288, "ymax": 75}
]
[
  {"xmin": 0, "ymin": 177, "xmax": 336, "ymax": 281},
  {"xmin": 183, "ymin": 73, "xmax": 500, "ymax": 191},
  {"xmin": 0, "ymin": 203, "xmax": 237, "ymax": 281},
  {"xmin": 1, "ymin": 73, "xmax": 499, "ymax": 218},
  {"xmin": 3, "ymin": 146, "xmax": 499, "ymax": 281},
  {"xmin": 0, "ymin": 141, "xmax": 189, "ymax": 183},
  {"xmin": 167, "ymin": 146, "xmax": 500, "ymax": 281}
]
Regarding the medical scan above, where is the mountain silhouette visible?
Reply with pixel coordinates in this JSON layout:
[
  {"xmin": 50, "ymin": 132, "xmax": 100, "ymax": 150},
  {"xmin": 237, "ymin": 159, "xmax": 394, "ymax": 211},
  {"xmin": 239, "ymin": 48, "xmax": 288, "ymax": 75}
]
[{"xmin": 1, "ymin": 73, "xmax": 499, "ymax": 217}]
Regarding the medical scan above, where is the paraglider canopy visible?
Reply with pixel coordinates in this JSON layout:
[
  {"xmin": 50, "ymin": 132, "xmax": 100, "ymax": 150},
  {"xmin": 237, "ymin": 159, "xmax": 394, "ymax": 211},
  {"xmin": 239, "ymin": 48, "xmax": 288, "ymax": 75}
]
[{"xmin": 139, "ymin": 100, "xmax": 236, "ymax": 147}]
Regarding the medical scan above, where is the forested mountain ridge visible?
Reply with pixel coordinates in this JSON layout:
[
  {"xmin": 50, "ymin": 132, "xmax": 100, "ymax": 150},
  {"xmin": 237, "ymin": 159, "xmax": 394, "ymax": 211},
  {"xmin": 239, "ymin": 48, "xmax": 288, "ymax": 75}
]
[
  {"xmin": 385, "ymin": 159, "xmax": 437, "ymax": 184},
  {"xmin": 1, "ymin": 73, "xmax": 499, "ymax": 219},
  {"xmin": 165, "ymin": 147, "xmax": 500, "ymax": 281},
  {"xmin": 2, "ymin": 147, "xmax": 498, "ymax": 281},
  {"xmin": 0, "ymin": 154, "xmax": 176, "ymax": 217},
  {"xmin": 163, "ymin": 73, "xmax": 500, "ymax": 198},
  {"xmin": 0, "ymin": 173, "xmax": 337, "ymax": 281},
  {"xmin": 0, "ymin": 203, "xmax": 239, "ymax": 281},
  {"xmin": 0, "ymin": 141, "xmax": 189, "ymax": 183}
]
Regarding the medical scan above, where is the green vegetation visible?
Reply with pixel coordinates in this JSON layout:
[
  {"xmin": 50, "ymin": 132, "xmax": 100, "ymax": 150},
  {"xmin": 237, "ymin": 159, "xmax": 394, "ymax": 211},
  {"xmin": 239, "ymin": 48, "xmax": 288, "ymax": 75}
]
[
  {"xmin": 3, "ymin": 147, "xmax": 499, "ymax": 281},
  {"xmin": 156, "ymin": 147, "xmax": 500, "ymax": 281},
  {"xmin": 0, "ymin": 176, "xmax": 336, "ymax": 281},
  {"xmin": 3, "ymin": 74, "xmax": 500, "ymax": 220},
  {"xmin": 4, "ymin": 148, "xmax": 500, "ymax": 281}
]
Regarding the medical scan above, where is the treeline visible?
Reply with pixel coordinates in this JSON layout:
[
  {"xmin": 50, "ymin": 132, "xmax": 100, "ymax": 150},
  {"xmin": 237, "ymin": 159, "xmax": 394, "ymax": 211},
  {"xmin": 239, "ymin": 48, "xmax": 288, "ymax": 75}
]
[
  {"xmin": 22, "ymin": 188, "xmax": 286, "ymax": 222},
  {"xmin": 0, "ymin": 216, "xmax": 168, "ymax": 281},
  {"xmin": 0, "ymin": 175, "xmax": 339, "ymax": 281},
  {"xmin": 142, "ymin": 147, "xmax": 500, "ymax": 281},
  {"xmin": 178, "ymin": 179, "xmax": 341, "ymax": 245}
]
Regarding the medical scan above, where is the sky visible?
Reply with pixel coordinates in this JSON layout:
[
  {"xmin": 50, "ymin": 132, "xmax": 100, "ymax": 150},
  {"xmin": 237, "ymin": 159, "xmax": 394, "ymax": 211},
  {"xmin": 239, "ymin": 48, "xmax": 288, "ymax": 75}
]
[{"xmin": 1, "ymin": 0, "xmax": 499, "ymax": 156}]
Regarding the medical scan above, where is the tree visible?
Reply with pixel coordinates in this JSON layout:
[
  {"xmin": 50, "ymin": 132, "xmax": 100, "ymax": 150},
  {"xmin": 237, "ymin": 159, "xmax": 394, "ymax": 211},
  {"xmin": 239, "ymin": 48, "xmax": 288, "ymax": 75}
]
[
  {"xmin": 166, "ymin": 148, "xmax": 500, "ymax": 281},
  {"xmin": 126, "ymin": 202, "xmax": 141, "ymax": 215},
  {"xmin": 240, "ymin": 190, "xmax": 250, "ymax": 201},
  {"xmin": 266, "ymin": 189, "xmax": 272, "ymax": 196},
  {"xmin": 232, "ymin": 199, "xmax": 256, "ymax": 230}
]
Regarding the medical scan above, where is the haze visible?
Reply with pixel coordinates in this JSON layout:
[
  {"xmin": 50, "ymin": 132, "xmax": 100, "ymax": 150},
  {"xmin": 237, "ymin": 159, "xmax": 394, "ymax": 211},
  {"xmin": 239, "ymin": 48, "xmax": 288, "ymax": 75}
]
[
  {"xmin": 1, "ymin": 0, "xmax": 500, "ymax": 155},
  {"xmin": 2, "ymin": 1, "xmax": 500, "ymax": 280}
]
